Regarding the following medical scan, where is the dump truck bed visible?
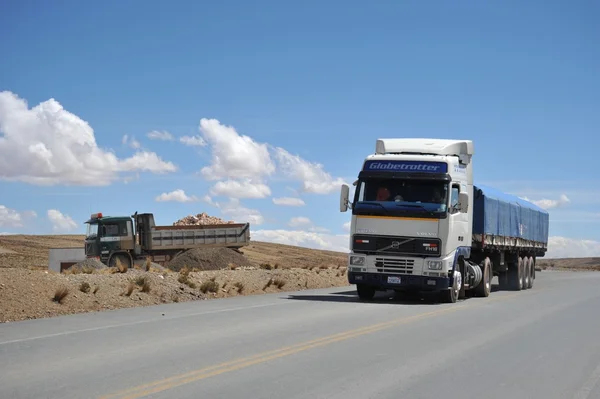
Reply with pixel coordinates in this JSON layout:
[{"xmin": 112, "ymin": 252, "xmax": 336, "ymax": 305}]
[{"xmin": 147, "ymin": 222, "xmax": 250, "ymax": 250}]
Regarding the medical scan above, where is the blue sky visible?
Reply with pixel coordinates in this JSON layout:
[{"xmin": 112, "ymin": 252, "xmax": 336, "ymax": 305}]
[{"xmin": 0, "ymin": 0, "xmax": 598, "ymax": 257}]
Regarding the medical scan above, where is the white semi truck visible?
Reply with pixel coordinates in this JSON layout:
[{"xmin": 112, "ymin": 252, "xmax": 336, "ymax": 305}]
[{"xmin": 339, "ymin": 138, "xmax": 549, "ymax": 303}]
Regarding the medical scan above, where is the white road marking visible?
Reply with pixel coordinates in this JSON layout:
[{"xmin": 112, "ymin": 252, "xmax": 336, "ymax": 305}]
[
  {"xmin": 0, "ymin": 301, "xmax": 292, "ymax": 346},
  {"xmin": 573, "ymin": 361, "xmax": 600, "ymax": 399}
]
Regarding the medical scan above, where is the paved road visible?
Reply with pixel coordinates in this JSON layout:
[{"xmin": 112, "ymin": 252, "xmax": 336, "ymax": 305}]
[{"xmin": 2, "ymin": 270, "xmax": 600, "ymax": 399}]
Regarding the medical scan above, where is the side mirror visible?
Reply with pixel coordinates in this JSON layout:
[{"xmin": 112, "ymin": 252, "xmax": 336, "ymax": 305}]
[
  {"xmin": 459, "ymin": 192, "xmax": 469, "ymax": 213},
  {"xmin": 340, "ymin": 184, "xmax": 350, "ymax": 212}
]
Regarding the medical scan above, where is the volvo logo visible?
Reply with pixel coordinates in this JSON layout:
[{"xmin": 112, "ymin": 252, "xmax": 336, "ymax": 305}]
[{"xmin": 381, "ymin": 238, "xmax": 413, "ymax": 252}]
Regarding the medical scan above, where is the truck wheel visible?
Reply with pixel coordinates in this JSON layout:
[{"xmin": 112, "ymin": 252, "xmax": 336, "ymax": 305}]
[
  {"xmin": 527, "ymin": 256, "xmax": 535, "ymax": 288},
  {"xmin": 498, "ymin": 271, "xmax": 509, "ymax": 290},
  {"xmin": 474, "ymin": 258, "xmax": 492, "ymax": 297},
  {"xmin": 109, "ymin": 253, "xmax": 131, "ymax": 271},
  {"xmin": 442, "ymin": 270, "xmax": 460, "ymax": 303},
  {"xmin": 509, "ymin": 259, "xmax": 523, "ymax": 291},
  {"xmin": 356, "ymin": 284, "xmax": 376, "ymax": 301},
  {"xmin": 522, "ymin": 257, "xmax": 530, "ymax": 290}
]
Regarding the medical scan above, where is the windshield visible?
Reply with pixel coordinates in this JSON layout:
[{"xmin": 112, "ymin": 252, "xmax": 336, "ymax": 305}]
[
  {"xmin": 86, "ymin": 222, "xmax": 99, "ymax": 239},
  {"xmin": 353, "ymin": 178, "xmax": 448, "ymax": 217}
]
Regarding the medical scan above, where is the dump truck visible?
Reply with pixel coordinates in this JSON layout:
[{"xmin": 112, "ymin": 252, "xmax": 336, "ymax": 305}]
[
  {"xmin": 83, "ymin": 212, "xmax": 251, "ymax": 268},
  {"xmin": 339, "ymin": 138, "xmax": 549, "ymax": 303}
]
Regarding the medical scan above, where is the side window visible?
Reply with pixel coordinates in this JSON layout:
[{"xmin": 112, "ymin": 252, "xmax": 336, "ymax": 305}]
[
  {"xmin": 102, "ymin": 222, "xmax": 129, "ymax": 237},
  {"xmin": 102, "ymin": 223, "xmax": 120, "ymax": 237},
  {"xmin": 450, "ymin": 184, "xmax": 460, "ymax": 214}
]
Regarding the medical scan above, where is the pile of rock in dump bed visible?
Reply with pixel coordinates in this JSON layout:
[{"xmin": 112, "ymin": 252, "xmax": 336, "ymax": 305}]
[
  {"xmin": 165, "ymin": 247, "xmax": 252, "ymax": 272},
  {"xmin": 173, "ymin": 212, "xmax": 236, "ymax": 226}
]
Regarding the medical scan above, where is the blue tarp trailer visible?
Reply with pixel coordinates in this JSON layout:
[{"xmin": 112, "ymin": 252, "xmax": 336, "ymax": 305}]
[{"xmin": 472, "ymin": 184, "xmax": 549, "ymax": 253}]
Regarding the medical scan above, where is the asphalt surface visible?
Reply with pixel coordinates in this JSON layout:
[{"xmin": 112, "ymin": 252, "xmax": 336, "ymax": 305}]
[{"xmin": 2, "ymin": 270, "xmax": 600, "ymax": 399}]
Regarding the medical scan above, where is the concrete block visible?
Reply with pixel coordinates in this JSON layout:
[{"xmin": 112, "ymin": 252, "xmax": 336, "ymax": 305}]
[{"xmin": 49, "ymin": 248, "xmax": 86, "ymax": 273}]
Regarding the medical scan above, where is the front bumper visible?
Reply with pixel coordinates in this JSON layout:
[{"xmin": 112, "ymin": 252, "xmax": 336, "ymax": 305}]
[{"xmin": 348, "ymin": 271, "xmax": 450, "ymax": 292}]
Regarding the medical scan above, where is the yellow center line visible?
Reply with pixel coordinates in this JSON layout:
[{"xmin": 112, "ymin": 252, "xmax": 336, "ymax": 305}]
[{"xmin": 99, "ymin": 291, "xmax": 532, "ymax": 399}]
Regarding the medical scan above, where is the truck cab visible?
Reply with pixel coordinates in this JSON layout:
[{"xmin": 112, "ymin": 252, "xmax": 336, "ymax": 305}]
[
  {"xmin": 340, "ymin": 138, "xmax": 474, "ymax": 303},
  {"xmin": 84, "ymin": 213, "xmax": 135, "ymax": 267}
]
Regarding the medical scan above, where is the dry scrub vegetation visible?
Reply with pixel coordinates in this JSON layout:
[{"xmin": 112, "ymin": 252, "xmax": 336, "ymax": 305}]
[{"xmin": 0, "ymin": 235, "xmax": 349, "ymax": 323}]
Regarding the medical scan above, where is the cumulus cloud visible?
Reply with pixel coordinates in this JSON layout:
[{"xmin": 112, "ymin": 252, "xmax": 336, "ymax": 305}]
[
  {"xmin": 0, "ymin": 205, "xmax": 36, "ymax": 228},
  {"xmin": 288, "ymin": 216, "xmax": 312, "ymax": 227},
  {"xmin": 196, "ymin": 118, "xmax": 346, "ymax": 201},
  {"xmin": 272, "ymin": 197, "xmax": 305, "ymax": 206},
  {"xmin": 272, "ymin": 147, "xmax": 347, "ymax": 194},
  {"xmin": 147, "ymin": 130, "xmax": 174, "ymax": 141},
  {"xmin": 199, "ymin": 118, "xmax": 275, "ymax": 181},
  {"xmin": 520, "ymin": 194, "xmax": 570, "ymax": 209},
  {"xmin": 180, "ymin": 135, "xmax": 206, "ymax": 147},
  {"xmin": 210, "ymin": 179, "xmax": 271, "ymax": 199},
  {"xmin": 47, "ymin": 209, "xmax": 78, "ymax": 232},
  {"xmin": 201, "ymin": 196, "xmax": 264, "ymax": 225},
  {"xmin": 251, "ymin": 229, "xmax": 350, "ymax": 253},
  {"xmin": 155, "ymin": 189, "xmax": 198, "ymax": 203},
  {"xmin": 342, "ymin": 221, "xmax": 351, "ymax": 232},
  {"xmin": 547, "ymin": 236, "xmax": 600, "ymax": 258},
  {"xmin": 217, "ymin": 198, "xmax": 264, "ymax": 225},
  {"xmin": 122, "ymin": 135, "xmax": 141, "ymax": 149},
  {"xmin": 0, "ymin": 91, "xmax": 177, "ymax": 186}
]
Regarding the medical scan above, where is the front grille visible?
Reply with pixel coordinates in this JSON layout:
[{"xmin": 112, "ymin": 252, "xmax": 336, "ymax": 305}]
[
  {"xmin": 353, "ymin": 234, "xmax": 441, "ymax": 257},
  {"xmin": 375, "ymin": 237, "xmax": 418, "ymax": 253},
  {"xmin": 375, "ymin": 257, "xmax": 415, "ymax": 274}
]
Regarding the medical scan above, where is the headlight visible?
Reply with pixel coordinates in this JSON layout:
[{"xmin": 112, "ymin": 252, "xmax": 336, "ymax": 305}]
[
  {"xmin": 427, "ymin": 260, "xmax": 443, "ymax": 270},
  {"xmin": 349, "ymin": 255, "xmax": 366, "ymax": 266}
]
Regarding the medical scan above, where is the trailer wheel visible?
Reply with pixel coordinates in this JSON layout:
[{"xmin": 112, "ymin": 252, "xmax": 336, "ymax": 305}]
[
  {"xmin": 498, "ymin": 271, "xmax": 509, "ymax": 290},
  {"xmin": 356, "ymin": 284, "xmax": 376, "ymax": 301},
  {"xmin": 527, "ymin": 257, "xmax": 535, "ymax": 289},
  {"xmin": 522, "ymin": 257, "xmax": 530, "ymax": 290},
  {"xmin": 474, "ymin": 257, "xmax": 492, "ymax": 297},
  {"xmin": 509, "ymin": 258, "xmax": 523, "ymax": 291}
]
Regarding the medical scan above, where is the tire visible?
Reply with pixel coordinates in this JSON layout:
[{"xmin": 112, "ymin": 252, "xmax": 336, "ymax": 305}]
[
  {"xmin": 509, "ymin": 258, "xmax": 523, "ymax": 291},
  {"xmin": 528, "ymin": 256, "xmax": 535, "ymax": 289},
  {"xmin": 109, "ymin": 253, "xmax": 131, "ymax": 271},
  {"xmin": 356, "ymin": 284, "xmax": 376, "ymax": 301},
  {"xmin": 474, "ymin": 257, "xmax": 492, "ymax": 297},
  {"xmin": 498, "ymin": 270, "xmax": 509, "ymax": 290},
  {"xmin": 441, "ymin": 270, "xmax": 461, "ymax": 303},
  {"xmin": 522, "ymin": 257, "xmax": 530, "ymax": 290}
]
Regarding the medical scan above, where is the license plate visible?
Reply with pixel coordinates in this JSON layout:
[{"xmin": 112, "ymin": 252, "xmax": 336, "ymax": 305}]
[{"xmin": 387, "ymin": 276, "xmax": 401, "ymax": 284}]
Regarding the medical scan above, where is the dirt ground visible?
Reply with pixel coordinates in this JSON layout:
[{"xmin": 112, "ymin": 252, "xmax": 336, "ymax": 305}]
[
  {"xmin": 536, "ymin": 257, "xmax": 600, "ymax": 271},
  {"xmin": 0, "ymin": 235, "xmax": 349, "ymax": 323},
  {"xmin": 1, "ymin": 234, "xmax": 597, "ymax": 323}
]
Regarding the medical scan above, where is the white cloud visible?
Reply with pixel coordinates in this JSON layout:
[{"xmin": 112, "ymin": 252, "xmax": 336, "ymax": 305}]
[
  {"xmin": 217, "ymin": 198, "xmax": 264, "ymax": 225},
  {"xmin": 199, "ymin": 118, "xmax": 275, "ymax": 181},
  {"xmin": 209, "ymin": 179, "xmax": 271, "ymax": 199},
  {"xmin": 272, "ymin": 147, "xmax": 346, "ymax": 194},
  {"xmin": 147, "ymin": 130, "xmax": 174, "ymax": 141},
  {"xmin": 251, "ymin": 229, "xmax": 349, "ymax": 253},
  {"xmin": 117, "ymin": 152, "xmax": 177, "ymax": 174},
  {"xmin": 180, "ymin": 135, "xmax": 206, "ymax": 147},
  {"xmin": 0, "ymin": 91, "xmax": 177, "ymax": 186},
  {"xmin": 272, "ymin": 197, "xmax": 305, "ymax": 206},
  {"xmin": 155, "ymin": 189, "xmax": 198, "ymax": 203},
  {"xmin": 288, "ymin": 216, "xmax": 312, "ymax": 227},
  {"xmin": 342, "ymin": 221, "xmax": 351, "ymax": 232},
  {"xmin": 521, "ymin": 194, "xmax": 571, "ymax": 210},
  {"xmin": 0, "ymin": 205, "xmax": 36, "ymax": 228},
  {"xmin": 122, "ymin": 134, "xmax": 141, "ymax": 149},
  {"xmin": 546, "ymin": 236, "xmax": 600, "ymax": 258},
  {"xmin": 47, "ymin": 209, "xmax": 78, "ymax": 232}
]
